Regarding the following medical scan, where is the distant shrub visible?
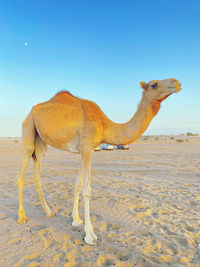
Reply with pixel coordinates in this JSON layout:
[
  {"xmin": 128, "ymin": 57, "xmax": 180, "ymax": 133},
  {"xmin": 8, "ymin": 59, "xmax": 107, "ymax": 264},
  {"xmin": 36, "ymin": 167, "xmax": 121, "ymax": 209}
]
[
  {"xmin": 170, "ymin": 137, "xmax": 174, "ymax": 140},
  {"xmin": 155, "ymin": 137, "xmax": 159, "ymax": 141},
  {"xmin": 176, "ymin": 139, "xmax": 184, "ymax": 143},
  {"xmin": 13, "ymin": 139, "xmax": 19, "ymax": 143},
  {"xmin": 187, "ymin": 132, "xmax": 199, "ymax": 136},
  {"xmin": 144, "ymin": 137, "xmax": 149, "ymax": 141}
]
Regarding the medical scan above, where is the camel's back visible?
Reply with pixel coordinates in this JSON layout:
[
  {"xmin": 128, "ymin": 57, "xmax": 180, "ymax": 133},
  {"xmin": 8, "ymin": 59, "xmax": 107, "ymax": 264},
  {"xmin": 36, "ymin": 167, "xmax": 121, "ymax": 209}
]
[
  {"xmin": 32, "ymin": 92, "xmax": 83, "ymax": 147},
  {"xmin": 33, "ymin": 91, "xmax": 83, "ymax": 122}
]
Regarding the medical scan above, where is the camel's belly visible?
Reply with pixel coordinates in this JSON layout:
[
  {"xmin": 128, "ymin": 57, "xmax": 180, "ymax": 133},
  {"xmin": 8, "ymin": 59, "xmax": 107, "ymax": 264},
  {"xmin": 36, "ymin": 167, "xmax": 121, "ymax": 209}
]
[
  {"xmin": 60, "ymin": 135, "xmax": 80, "ymax": 153},
  {"xmin": 37, "ymin": 127, "xmax": 80, "ymax": 153}
]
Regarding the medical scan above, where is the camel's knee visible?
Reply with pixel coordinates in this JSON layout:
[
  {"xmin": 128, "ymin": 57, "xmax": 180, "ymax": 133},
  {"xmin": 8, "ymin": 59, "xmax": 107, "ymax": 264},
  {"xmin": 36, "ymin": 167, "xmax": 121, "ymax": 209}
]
[
  {"xmin": 22, "ymin": 145, "xmax": 35, "ymax": 158},
  {"xmin": 35, "ymin": 177, "xmax": 41, "ymax": 186},
  {"xmin": 82, "ymin": 185, "xmax": 91, "ymax": 200},
  {"xmin": 35, "ymin": 176, "xmax": 42, "ymax": 190},
  {"xmin": 18, "ymin": 177, "xmax": 25, "ymax": 188},
  {"xmin": 18, "ymin": 145, "xmax": 34, "ymax": 179},
  {"xmin": 75, "ymin": 180, "xmax": 83, "ymax": 194}
]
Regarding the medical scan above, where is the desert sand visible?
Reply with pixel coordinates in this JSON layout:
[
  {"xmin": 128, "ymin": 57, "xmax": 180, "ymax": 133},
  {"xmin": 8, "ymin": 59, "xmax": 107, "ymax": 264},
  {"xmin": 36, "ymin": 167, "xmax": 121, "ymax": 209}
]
[{"xmin": 0, "ymin": 136, "xmax": 199, "ymax": 266}]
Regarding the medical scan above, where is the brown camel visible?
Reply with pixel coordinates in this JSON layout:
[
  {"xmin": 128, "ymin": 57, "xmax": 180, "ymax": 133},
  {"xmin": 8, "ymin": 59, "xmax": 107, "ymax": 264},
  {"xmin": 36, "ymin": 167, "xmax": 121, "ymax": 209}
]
[{"xmin": 17, "ymin": 78, "xmax": 182, "ymax": 244}]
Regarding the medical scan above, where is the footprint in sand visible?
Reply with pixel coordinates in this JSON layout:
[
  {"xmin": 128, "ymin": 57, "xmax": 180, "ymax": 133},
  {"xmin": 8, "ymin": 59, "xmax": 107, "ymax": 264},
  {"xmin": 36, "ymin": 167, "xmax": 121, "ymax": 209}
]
[
  {"xmin": 107, "ymin": 223, "xmax": 123, "ymax": 234},
  {"xmin": 117, "ymin": 250, "xmax": 133, "ymax": 262},
  {"xmin": 38, "ymin": 229, "xmax": 57, "ymax": 250},
  {"xmin": 30, "ymin": 224, "xmax": 47, "ymax": 231},
  {"xmin": 97, "ymin": 254, "xmax": 116, "ymax": 266}
]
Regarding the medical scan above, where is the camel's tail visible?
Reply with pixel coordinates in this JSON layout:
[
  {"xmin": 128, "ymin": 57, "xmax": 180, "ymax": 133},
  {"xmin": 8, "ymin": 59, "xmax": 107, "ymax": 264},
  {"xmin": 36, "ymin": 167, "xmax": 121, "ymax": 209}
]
[
  {"xmin": 22, "ymin": 107, "xmax": 47, "ymax": 163},
  {"xmin": 32, "ymin": 151, "xmax": 37, "ymax": 161},
  {"xmin": 22, "ymin": 108, "xmax": 37, "ymax": 161}
]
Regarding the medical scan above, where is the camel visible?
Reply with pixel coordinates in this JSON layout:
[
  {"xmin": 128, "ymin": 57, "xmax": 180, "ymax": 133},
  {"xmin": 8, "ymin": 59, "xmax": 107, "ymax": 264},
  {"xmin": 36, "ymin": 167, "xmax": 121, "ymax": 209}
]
[{"xmin": 17, "ymin": 78, "xmax": 182, "ymax": 245}]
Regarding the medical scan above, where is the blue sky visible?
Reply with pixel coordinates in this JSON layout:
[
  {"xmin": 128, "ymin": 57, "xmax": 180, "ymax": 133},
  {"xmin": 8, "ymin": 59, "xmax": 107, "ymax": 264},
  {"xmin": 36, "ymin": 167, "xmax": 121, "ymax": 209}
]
[{"xmin": 0, "ymin": 0, "xmax": 200, "ymax": 137}]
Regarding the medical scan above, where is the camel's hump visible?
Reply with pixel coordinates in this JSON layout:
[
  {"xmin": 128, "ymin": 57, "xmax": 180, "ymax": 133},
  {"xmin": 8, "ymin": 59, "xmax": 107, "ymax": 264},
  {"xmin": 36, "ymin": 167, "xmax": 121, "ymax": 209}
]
[{"xmin": 49, "ymin": 91, "xmax": 80, "ymax": 104}]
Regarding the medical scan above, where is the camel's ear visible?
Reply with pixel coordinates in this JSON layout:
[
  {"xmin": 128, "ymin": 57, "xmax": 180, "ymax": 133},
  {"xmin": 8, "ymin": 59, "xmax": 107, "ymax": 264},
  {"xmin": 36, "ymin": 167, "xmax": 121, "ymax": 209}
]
[{"xmin": 139, "ymin": 81, "xmax": 148, "ymax": 90}]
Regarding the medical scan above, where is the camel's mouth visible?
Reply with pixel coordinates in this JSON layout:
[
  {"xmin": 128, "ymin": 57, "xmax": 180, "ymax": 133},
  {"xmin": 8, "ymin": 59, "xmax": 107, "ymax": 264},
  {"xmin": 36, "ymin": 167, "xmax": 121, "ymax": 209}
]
[
  {"xmin": 175, "ymin": 85, "xmax": 182, "ymax": 93},
  {"xmin": 168, "ymin": 87, "xmax": 182, "ymax": 94},
  {"xmin": 175, "ymin": 81, "xmax": 182, "ymax": 93},
  {"xmin": 168, "ymin": 81, "xmax": 182, "ymax": 93}
]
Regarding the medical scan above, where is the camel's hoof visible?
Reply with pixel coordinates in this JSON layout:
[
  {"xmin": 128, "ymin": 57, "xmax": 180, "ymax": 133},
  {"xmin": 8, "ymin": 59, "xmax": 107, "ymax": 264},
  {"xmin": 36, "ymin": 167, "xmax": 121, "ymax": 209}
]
[
  {"xmin": 84, "ymin": 235, "xmax": 101, "ymax": 245},
  {"xmin": 72, "ymin": 218, "xmax": 83, "ymax": 226},
  {"xmin": 46, "ymin": 211, "xmax": 56, "ymax": 218},
  {"xmin": 17, "ymin": 216, "xmax": 29, "ymax": 224}
]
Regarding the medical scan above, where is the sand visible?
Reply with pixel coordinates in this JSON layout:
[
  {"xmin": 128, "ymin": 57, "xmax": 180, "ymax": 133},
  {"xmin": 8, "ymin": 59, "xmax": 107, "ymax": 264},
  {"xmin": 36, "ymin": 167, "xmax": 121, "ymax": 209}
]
[{"xmin": 0, "ymin": 136, "xmax": 199, "ymax": 266}]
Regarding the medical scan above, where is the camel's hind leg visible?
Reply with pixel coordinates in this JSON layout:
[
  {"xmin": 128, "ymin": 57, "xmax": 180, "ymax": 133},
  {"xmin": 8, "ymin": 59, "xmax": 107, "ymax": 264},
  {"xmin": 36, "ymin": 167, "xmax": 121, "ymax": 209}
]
[
  {"xmin": 33, "ymin": 135, "xmax": 55, "ymax": 218},
  {"xmin": 18, "ymin": 149, "xmax": 33, "ymax": 223},
  {"xmin": 18, "ymin": 112, "xmax": 35, "ymax": 223}
]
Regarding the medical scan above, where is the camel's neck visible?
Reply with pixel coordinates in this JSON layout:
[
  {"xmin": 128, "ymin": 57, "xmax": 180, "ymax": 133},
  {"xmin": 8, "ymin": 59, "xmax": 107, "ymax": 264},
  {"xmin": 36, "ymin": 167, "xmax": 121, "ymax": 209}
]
[{"xmin": 102, "ymin": 93, "xmax": 161, "ymax": 145}]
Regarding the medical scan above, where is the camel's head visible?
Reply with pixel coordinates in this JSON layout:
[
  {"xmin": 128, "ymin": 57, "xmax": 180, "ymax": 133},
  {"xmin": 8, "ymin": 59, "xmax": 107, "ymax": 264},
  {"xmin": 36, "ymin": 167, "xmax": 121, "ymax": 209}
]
[{"xmin": 139, "ymin": 78, "xmax": 182, "ymax": 102}]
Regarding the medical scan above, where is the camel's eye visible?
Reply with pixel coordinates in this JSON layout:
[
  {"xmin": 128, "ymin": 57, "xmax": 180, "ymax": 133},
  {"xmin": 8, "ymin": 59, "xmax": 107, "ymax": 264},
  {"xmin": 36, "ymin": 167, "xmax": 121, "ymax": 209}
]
[{"xmin": 151, "ymin": 83, "xmax": 158, "ymax": 88}]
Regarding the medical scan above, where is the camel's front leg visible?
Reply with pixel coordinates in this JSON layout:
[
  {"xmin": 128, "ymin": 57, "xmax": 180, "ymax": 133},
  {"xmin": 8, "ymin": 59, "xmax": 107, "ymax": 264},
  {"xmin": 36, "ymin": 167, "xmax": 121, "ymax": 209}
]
[
  {"xmin": 81, "ymin": 149, "xmax": 99, "ymax": 245},
  {"xmin": 72, "ymin": 169, "xmax": 83, "ymax": 226}
]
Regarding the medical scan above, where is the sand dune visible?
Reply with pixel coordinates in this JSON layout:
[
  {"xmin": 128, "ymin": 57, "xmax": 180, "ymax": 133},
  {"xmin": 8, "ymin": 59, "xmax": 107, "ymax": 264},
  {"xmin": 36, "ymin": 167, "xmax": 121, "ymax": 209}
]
[{"xmin": 0, "ymin": 136, "xmax": 199, "ymax": 266}]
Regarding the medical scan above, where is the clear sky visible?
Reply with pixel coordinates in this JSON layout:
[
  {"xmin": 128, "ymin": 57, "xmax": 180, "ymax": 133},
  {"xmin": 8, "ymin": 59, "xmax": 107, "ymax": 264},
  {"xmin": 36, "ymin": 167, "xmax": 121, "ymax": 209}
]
[{"xmin": 1, "ymin": 0, "xmax": 200, "ymax": 137}]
